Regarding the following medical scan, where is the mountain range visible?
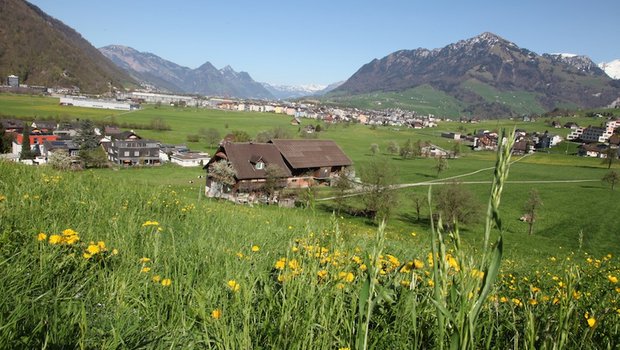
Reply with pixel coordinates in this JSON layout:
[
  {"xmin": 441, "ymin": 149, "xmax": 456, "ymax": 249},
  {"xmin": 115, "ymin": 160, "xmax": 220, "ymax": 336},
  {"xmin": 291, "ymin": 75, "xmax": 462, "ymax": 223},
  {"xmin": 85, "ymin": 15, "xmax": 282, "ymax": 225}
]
[
  {"xmin": 99, "ymin": 45, "xmax": 274, "ymax": 99},
  {"xmin": 0, "ymin": 0, "xmax": 135, "ymax": 93},
  {"xmin": 329, "ymin": 32, "xmax": 620, "ymax": 118}
]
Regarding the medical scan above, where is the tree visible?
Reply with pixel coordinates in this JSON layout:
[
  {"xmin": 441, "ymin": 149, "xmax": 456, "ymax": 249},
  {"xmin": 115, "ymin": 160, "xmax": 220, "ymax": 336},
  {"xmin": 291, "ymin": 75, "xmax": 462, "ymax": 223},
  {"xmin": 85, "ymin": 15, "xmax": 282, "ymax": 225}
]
[
  {"xmin": 232, "ymin": 130, "xmax": 251, "ymax": 142},
  {"xmin": 386, "ymin": 140, "xmax": 400, "ymax": 155},
  {"xmin": 263, "ymin": 165, "xmax": 286, "ymax": 200},
  {"xmin": 48, "ymin": 150, "xmax": 74, "ymax": 171},
  {"xmin": 602, "ymin": 147, "xmax": 618, "ymax": 169},
  {"xmin": 523, "ymin": 189, "xmax": 543, "ymax": 235},
  {"xmin": 452, "ymin": 141, "xmax": 462, "ymax": 158},
  {"xmin": 433, "ymin": 182, "xmax": 481, "ymax": 230},
  {"xmin": 434, "ymin": 157, "xmax": 449, "ymax": 177},
  {"xmin": 0, "ymin": 124, "xmax": 15, "ymax": 154},
  {"xmin": 200, "ymin": 128, "xmax": 221, "ymax": 147},
  {"xmin": 19, "ymin": 123, "xmax": 34, "ymax": 160},
  {"xmin": 400, "ymin": 139, "xmax": 415, "ymax": 159},
  {"xmin": 370, "ymin": 143, "xmax": 379, "ymax": 156},
  {"xmin": 412, "ymin": 192, "xmax": 425, "ymax": 222},
  {"xmin": 73, "ymin": 120, "xmax": 99, "ymax": 151},
  {"xmin": 79, "ymin": 147, "xmax": 109, "ymax": 169},
  {"xmin": 333, "ymin": 169, "xmax": 353, "ymax": 214},
  {"xmin": 360, "ymin": 157, "xmax": 399, "ymax": 222},
  {"xmin": 208, "ymin": 160, "xmax": 237, "ymax": 197},
  {"xmin": 149, "ymin": 117, "xmax": 171, "ymax": 131},
  {"xmin": 602, "ymin": 170, "xmax": 620, "ymax": 190}
]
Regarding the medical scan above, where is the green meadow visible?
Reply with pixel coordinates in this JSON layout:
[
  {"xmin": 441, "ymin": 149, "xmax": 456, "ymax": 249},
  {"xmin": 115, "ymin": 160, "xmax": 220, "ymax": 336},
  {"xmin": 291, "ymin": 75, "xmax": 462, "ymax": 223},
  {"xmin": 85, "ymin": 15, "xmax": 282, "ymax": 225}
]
[{"xmin": 1, "ymin": 93, "xmax": 620, "ymax": 348}]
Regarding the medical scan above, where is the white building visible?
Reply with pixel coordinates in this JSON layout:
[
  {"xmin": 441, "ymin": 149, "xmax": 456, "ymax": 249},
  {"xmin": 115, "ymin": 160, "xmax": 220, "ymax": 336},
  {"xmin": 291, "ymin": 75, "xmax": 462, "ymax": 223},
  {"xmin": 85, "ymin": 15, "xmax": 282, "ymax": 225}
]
[
  {"xmin": 60, "ymin": 97, "xmax": 139, "ymax": 111},
  {"xmin": 120, "ymin": 92, "xmax": 199, "ymax": 107},
  {"xmin": 170, "ymin": 152, "xmax": 211, "ymax": 167}
]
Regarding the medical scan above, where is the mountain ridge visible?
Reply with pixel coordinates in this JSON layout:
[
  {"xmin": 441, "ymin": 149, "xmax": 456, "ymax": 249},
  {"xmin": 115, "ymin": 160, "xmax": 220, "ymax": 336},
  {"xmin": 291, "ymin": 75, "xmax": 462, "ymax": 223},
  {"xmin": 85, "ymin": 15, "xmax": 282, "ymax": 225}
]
[
  {"xmin": 0, "ymin": 0, "xmax": 136, "ymax": 92},
  {"xmin": 99, "ymin": 45, "xmax": 274, "ymax": 99},
  {"xmin": 331, "ymin": 32, "xmax": 619, "ymax": 117}
]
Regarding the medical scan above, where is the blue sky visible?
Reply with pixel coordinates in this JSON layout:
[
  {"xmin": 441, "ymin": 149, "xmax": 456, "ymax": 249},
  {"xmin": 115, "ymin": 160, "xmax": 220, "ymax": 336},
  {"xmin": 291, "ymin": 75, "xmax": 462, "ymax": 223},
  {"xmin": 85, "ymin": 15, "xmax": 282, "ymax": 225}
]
[{"xmin": 29, "ymin": 0, "xmax": 620, "ymax": 86}]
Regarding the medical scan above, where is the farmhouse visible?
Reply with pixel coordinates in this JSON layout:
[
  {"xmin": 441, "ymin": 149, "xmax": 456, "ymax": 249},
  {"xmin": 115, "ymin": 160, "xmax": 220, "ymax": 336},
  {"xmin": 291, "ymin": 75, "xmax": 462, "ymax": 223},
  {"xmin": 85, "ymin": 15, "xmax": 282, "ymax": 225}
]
[{"xmin": 204, "ymin": 139, "xmax": 352, "ymax": 202}]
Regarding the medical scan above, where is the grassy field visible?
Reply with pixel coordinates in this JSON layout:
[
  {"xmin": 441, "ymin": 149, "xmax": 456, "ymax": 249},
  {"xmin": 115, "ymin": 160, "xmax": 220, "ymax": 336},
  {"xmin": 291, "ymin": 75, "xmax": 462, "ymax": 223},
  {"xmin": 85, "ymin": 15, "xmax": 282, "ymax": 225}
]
[{"xmin": 2, "ymin": 93, "xmax": 620, "ymax": 347}]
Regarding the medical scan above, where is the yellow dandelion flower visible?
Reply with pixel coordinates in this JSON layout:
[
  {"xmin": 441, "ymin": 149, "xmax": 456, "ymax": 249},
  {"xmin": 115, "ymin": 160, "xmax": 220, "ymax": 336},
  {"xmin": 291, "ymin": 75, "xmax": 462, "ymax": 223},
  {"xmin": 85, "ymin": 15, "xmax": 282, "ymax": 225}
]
[
  {"xmin": 512, "ymin": 298, "xmax": 522, "ymax": 307},
  {"xmin": 288, "ymin": 259, "xmax": 300, "ymax": 270},
  {"xmin": 86, "ymin": 244, "xmax": 100, "ymax": 255},
  {"xmin": 37, "ymin": 233, "xmax": 47, "ymax": 241},
  {"xmin": 500, "ymin": 296, "xmax": 508, "ymax": 303},
  {"xmin": 211, "ymin": 308, "xmax": 222, "ymax": 319},
  {"xmin": 338, "ymin": 347, "xmax": 350, "ymax": 350},
  {"xmin": 161, "ymin": 278, "xmax": 172, "ymax": 287},
  {"xmin": 152, "ymin": 275, "xmax": 161, "ymax": 283},
  {"xmin": 411, "ymin": 232, "xmax": 416, "ymax": 237},
  {"xmin": 48, "ymin": 234, "xmax": 63, "ymax": 245},
  {"xmin": 64, "ymin": 235, "xmax": 79, "ymax": 245},
  {"xmin": 414, "ymin": 259, "xmax": 425, "ymax": 269},
  {"xmin": 615, "ymin": 287, "xmax": 620, "ymax": 293},
  {"xmin": 227, "ymin": 280, "xmax": 240, "ymax": 292},
  {"xmin": 587, "ymin": 317, "xmax": 596, "ymax": 328},
  {"xmin": 336, "ymin": 283, "xmax": 345, "ymax": 290},
  {"xmin": 139, "ymin": 257, "xmax": 151, "ymax": 263},
  {"xmin": 291, "ymin": 246, "xmax": 299, "ymax": 253},
  {"xmin": 83, "ymin": 253, "xmax": 92, "ymax": 259},
  {"xmin": 141, "ymin": 267, "xmax": 151, "ymax": 273},
  {"xmin": 111, "ymin": 248, "xmax": 119, "ymax": 255},
  {"xmin": 552, "ymin": 297, "xmax": 560, "ymax": 305},
  {"xmin": 608, "ymin": 275, "xmax": 618, "ymax": 284},
  {"xmin": 359, "ymin": 264, "xmax": 367, "ymax": 271},
  {"xmin": 62, "ymin": 228, "xmax": 77, "ymax": 236},
  {"xmin": 447, "ymin": 256, "xmax": 460, "ymax": 271},
  {"xmin": 97, "ymin": 241, "xmax": 106, "ymax": 250},
  {"xmin": 142, "ymin": 220, "xmax": 160, "ymax": 227},
  {"xmin": 274, "ymin": 258, "xmax": 286, "ymax": 270},
  {"xmin": 338, "ymin": 272, "xmax": 354, "ymax": 283},
  {"xmin": 251, "ymin": 245, "xmax": 260, "ymax": 252},
  {"xmin": 236, "ymin": 252, "xmax": 244, "ymax": 259},
  {"xmin": 428, "ymin": 279, "xmax": 435, "ymax": 287},
  {"xmin": 529, "ymin": 299, "xmax": 538, "ymax": 306},
  {"xmin": 317, "ymin": 270, "xmax": 328, "ymax": 279},
  {"xmin": 531, "ymin": 286, "xmax": 541, "ymax": 293}
]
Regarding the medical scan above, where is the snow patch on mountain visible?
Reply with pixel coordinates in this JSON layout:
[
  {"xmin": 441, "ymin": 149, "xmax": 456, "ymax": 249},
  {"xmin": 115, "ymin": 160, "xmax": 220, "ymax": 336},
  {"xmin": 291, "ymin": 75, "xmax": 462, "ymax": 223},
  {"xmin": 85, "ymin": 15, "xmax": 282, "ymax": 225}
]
[{"xmin": 599, "ymin": 59, "xmax": 620, "ymax": 79}]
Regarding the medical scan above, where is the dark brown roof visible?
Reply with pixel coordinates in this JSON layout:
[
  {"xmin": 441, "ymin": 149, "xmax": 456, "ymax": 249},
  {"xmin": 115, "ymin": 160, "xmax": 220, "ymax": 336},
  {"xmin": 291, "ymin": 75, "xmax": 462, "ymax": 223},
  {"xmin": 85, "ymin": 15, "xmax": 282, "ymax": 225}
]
[
  {"xmin": 213, "ymin": 143, "xmax": 292, "ymax": 180},
  {"xmin": 269, "ymin": 139, "xmax": 352, "ymax": 169}
]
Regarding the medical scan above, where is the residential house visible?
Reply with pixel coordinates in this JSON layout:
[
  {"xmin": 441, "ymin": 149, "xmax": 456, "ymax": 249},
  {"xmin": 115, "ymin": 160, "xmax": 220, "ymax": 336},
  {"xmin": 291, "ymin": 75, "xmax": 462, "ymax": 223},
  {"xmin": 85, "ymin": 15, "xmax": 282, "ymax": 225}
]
[
  {"xmin": 204, "ymin": 139, "xmax": 353, "ymax": 201},
  {"xmin": 420, "ymin": 144, "xmax": 450, "ymax": 158},
  {"xmin": 40, "ymin": 139, "xmax": 80, "ymax": 158},
  {"xmin": 103, "ymin": 131, "xmax": 160, "ymax": 166},
  {"xmin": 170, "ymin": 152, "xmax": 210, "ymax": 167},
  {"xmin": 578, "ymin": 143, "xmax": 609, "ymax": 158},
  {"xmin": 11, "ymin": 133, "xmax": 58, "ymax": 157}
]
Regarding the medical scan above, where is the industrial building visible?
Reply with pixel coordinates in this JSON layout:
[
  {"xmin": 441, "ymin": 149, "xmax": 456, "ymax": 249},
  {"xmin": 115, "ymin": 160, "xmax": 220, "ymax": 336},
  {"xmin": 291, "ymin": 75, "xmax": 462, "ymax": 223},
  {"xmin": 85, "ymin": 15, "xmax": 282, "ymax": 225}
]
[{"xmin": 59, "ymin": 97, "xmax": 140, "ymax": 111}]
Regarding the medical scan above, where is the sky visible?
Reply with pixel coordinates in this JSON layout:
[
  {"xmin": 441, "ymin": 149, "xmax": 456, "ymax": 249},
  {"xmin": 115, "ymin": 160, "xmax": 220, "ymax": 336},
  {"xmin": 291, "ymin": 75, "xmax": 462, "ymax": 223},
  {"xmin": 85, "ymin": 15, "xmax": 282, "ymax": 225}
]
[{"xmin": 28, "ymin": 0, "xmax": 620, "ymax": 87}]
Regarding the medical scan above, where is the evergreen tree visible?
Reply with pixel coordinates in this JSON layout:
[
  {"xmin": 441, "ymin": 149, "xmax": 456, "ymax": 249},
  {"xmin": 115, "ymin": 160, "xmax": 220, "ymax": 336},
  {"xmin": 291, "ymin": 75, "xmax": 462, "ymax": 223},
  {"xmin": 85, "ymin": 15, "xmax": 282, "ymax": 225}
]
[
  {"xmin": 73, "ymin": 120, "xmax": 99, "ymax": 151},
  {"xmin": 19, "ymin": 123, "xmax": 34, "ymax": 160}
]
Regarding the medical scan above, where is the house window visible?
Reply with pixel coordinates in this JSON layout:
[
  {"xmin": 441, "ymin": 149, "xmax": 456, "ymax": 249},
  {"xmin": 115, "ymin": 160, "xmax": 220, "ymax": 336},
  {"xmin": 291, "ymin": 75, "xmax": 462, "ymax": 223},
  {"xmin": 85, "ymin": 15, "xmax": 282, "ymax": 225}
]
[
  {"xmin": 124, "ymin": 151, "xmax": 130, "ymax": 157},
  {"xmin": 255, "ymin": 161, "xmax": 264, "ymax": 170},
  {"xmin": 134, "ymin": 151, "xmax": 140, "ymax": 156}
]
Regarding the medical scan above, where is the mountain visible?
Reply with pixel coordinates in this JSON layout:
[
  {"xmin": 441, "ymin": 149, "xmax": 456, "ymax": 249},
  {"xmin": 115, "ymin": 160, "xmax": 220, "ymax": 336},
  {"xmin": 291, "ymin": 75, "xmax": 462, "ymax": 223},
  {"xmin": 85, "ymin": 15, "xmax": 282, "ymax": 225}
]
[
  {"xmin": 0, "ymin": 0, "xmax": 135, "ymax": 92},
  {"xmin": 330, "ymin": 32, "xmax": 620, "ymax": 118},
  {"xmin": 99, "ymin": 45, "xmax": 274, "ymax": 99},
  {"xmin": 599, "ymin": 59, "xmax": 620, "ymax": 79}
]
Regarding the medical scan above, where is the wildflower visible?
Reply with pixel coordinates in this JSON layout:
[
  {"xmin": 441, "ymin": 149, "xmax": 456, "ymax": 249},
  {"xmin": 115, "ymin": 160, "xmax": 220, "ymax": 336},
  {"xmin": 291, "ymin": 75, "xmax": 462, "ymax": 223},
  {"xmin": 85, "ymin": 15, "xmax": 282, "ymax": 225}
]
[
  {"xmin": 86, "ymin": 244, "xmax": 100, "ymax": 255},
  {"xmin": 531, "ymin": 286, "xmax": 541, "ymax": 293},
  {"xmin": 141, "ymin": 267, "xmax": 151, "ymax": 273},
  {"xmin": 161, "ymin": 278, "xmax": 172, "ymax": 287},
  {"xmin": 447, "ymin": 255, "xmax": 460, "ymax": 271},
  {"xmin": 0, "ymin": 194, "xmax": 6, "ymax": 202},
  {"xmin": 500, "ymin": 296, "xmax": 508, "ymax": 303},
  {"xmin": 587, "ymin": 317, "xmax": 596, "ymax": 328},
  {"xmin": 338, "ymin": 272, "xmax": 354, "ymax": 283},
  {"xmin": 37, "ymin": 233, "xmax": 47, "ymax": 241},
  {"xmin": 62, "ymin": 229, "xmax": 77, "ymax": 236},
  {"xmin": 83, "ymin": 253, "xmax": 92, "ymax": 259},
  {"xmin": 411, "ymin": 232, "xmax": 416, "ymax": 237},
  {"xmin": 236, "ymin": 252, "xmax": 244, "ymax": 259},
  {"xmin": 274, "ymin": 258, "xmax": 286, "ymax": 270},
  {"xmin": 414, "ymin": 259, "xmax": 425, "ymax": 269},
  {"xmin": 97, "ymin": 241, "xmax": 106, "ymax": 250},
  {"xmin": 338, "ymin": 347, "xmax": 351, "ymax": 350},
  {"xmin": 111, "ymin": 249, "xmax": 119, "ymax": 255},
  {"xmin": 336, "ymin": 283, "xmax": 345, "ymax": 290},
  {"xmin": 152, "ymin": 275, "xmax": 161, "ymax": 283},
  {"xmin": 428, "ymin": 279, "xmax": 435, "ymax": 287},
  {"xmin": 529, "ymin": 299, "xmax": 538, "ymax": 306},
  {"xmin": 211, "ymin": 308, "xmax": 222, "ymax": 319},
  {"xmin": 359, "ymin": 264, "xmax": 367, "ymax": 272},
  {"xmin": 142, "ymin": 220, "xmax": 160, "ymax": 227},
  {"xmin": 317, "ymin": 270, "xmax": 328, "ymax": 279},
  {"xmin": 48, "ymin": 234, "xmax": 63, "ymax": 245},
  {"xmin": 139, "ymin": 257, "xmax": 151, "ymax": 263},
  {"xmin": 288, "ymin": 259, "xmax": 300, "ymax": 270},
  {"xmin": 608, "ymin": 275, "xmax": 618, "ymax": 284},
  {"xmin": 227, "ymin": 280, "xmax": 240, "ymax": 292},
  {"xmin": 291, "ymin": 246, "xmax": 299, "ymax": 253},
  {"xmin": 251, "ymin": 245, "xmax": 260, "ymax": 252},
  {"xmin": 512, "ymin": 298, "xmax": 523, "ymax": 307},
  {"xmin": 64, "ymin": 234, "xmax": 79, "ymax": 245}
]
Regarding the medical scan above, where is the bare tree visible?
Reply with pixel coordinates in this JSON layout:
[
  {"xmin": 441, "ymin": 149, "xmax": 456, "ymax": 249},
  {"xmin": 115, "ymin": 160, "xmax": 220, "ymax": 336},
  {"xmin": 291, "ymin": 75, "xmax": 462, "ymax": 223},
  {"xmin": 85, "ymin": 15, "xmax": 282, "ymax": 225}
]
[
  {"xmin": 361, "ymin": 157, "xmax": 399, "ymax": 222},
  {"xmin": 523, "ymin": 189, "xmax": 543, "ymax": 235},
  {"xmin": 370, "ymin": 143, "xmax": 380, "ymax": 156},
  {"xmin": 434, "ymin": 157, "xmax": 449, "ymax": 177},
  {"xmin": 602, "ymin": 170, "xmax": 619, "ymax": 190},
  {"xmin": 433, "ymin": 182, "xmax": 481, "ymax": 230},
  {"xmin": 412, "ymin": 192, "xmax": 425, "ymax": 222}
]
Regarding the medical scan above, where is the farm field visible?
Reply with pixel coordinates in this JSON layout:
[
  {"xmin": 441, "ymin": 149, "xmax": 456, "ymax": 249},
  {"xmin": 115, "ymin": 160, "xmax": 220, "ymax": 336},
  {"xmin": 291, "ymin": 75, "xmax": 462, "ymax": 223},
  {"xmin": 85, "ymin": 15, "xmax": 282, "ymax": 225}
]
[{"xmin": 1, "ymin": 93, "xmax": 620, "ymax": 348}]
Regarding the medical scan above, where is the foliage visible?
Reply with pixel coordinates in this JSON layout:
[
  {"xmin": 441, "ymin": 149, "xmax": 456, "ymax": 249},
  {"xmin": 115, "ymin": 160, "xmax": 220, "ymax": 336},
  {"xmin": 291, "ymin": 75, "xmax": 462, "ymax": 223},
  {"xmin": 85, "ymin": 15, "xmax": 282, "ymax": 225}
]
[
  {"xmin": 0, "ymin": 124, "xmax": 14, "ymax": 153},
  {"xmin": 255, "ymin": 127, "xmax": 292, "ymax": 143},
  {"xmin": 73, "ymin": 119, "xmax": 99, "ymax": 151},
  {"xmin": 263, "ymin": 164, "xmax": 287, "ymax": 198},
  {"xmin": 19, "ymin": 123, "xmax": 33, "ymax": 160},
  {"xmin": 47, "ymin": 150, "xmax": 74, "ymax": 171},
  {"xmin": 186, "ymin": 134, "xmax": 200, "ymax": 142},
  {"xmin": 208, "ymin": 159, "xmax": 236, "ymax": 186},
  {"xmin": 360, "ymin": 157, "xmax": 399, "ymax": 222},
  {"xmin": 78, "ymin": 147, "xmax": 109, "ymax": 169},
  {"xmin": 399, "ymin": 139, "xmax": 416, "ymax": 159},
  {"xmin": 602, "ymin": 170, "xmax": 619, "ymax": 190},
  {"xmin": 149, "ymin": 117, "xmax": 171, "ymax": 131},
  {"xmin": 433, "ymin": 181, "xmax": 481, "ymax": 229},
  {"xmin": 199, "ymin": 127, "xmax": 221, "ymax": 147},
  {"xmin": 602, "ymin": 147, "xmax": 618, "ymax": 169},
  {"xmin": 386, "ymin": 140, "xmax": 400, "ymax": 155},
  {"xmin": 369, "ymin": 143, "xmax": 379, "ymax": 156},
  {"xmin": 232, "ymin": 130, "xmax": 251, "ymax": 142},
  {"xmin": 433, "ymin": 157, "xmax": 449, "ymax": 177}
]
